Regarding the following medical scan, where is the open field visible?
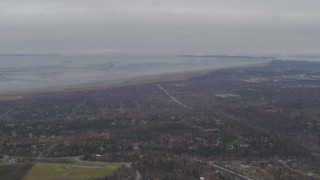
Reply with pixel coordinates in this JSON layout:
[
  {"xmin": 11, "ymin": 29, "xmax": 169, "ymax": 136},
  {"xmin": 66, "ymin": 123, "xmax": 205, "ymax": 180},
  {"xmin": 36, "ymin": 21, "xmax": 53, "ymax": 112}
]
[
  {"xmin": 0, "ymin": 163, "xmax": 34, "ymax": 180},
  {"xmin": 24, "ymin": 162, "xmax": 123, "ymax": 180}
]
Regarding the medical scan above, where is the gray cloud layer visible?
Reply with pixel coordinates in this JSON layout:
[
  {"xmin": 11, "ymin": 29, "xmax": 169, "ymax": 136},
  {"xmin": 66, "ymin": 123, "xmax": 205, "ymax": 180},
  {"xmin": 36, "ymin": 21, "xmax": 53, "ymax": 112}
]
[{"xmin": 0, "ymin": 0, "xmax": 319, "ymax": 55}]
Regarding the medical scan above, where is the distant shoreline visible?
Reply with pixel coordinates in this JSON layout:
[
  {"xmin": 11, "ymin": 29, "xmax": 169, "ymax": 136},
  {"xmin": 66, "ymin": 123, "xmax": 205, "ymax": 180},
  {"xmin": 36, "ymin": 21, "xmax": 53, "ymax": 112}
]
[{"xmin": 0, "ymin": 61, "xmax": 269, "ymax": 100}]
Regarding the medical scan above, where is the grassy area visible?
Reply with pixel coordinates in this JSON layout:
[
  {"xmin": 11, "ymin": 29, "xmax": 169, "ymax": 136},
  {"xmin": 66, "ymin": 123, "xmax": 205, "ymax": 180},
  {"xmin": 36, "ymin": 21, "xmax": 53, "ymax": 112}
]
[
  {"xmin": 24, "ymin": 162, "xmax": 123, "ymax": 180},
  {"xmin": 0, "ymin": 163, "xmax": 34, "ymax": 180},
  {"xmin": 228, "ymin": 161, "xmax": 260, "ymax": 174}
]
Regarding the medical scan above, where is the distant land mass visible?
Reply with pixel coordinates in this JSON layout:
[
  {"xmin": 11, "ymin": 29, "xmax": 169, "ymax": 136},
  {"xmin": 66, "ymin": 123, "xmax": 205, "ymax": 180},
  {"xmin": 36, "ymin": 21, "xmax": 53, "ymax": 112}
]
[
  {"xmin": 0, "ymin": 53, "xmax": 60, "ymax": 56},
  {"xmin": 180, "ymin": 54, "xmax": 275, "ymax": 59}
]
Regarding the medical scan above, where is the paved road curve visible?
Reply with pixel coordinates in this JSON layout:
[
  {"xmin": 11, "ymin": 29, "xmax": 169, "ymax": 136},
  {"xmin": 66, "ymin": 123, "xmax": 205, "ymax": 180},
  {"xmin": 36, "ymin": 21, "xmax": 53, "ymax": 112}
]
[{"xmin": 135, "ymin": 170, "xmax": 142, "ymax": 180}]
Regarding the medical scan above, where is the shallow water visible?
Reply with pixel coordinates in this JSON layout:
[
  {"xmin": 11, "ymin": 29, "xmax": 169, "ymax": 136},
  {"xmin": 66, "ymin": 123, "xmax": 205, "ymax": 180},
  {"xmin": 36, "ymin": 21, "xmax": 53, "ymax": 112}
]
[{"xmin": 0, "ymin": 54, "xmax": 271, "ymax": 95}]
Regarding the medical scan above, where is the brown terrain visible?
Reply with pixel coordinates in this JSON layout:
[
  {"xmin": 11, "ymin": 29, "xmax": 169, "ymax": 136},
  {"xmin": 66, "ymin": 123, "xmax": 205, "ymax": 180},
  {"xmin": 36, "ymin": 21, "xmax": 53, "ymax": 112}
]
[{"xmin": 0, "ymin": 60, "xmax": 319, "ymax": 179}]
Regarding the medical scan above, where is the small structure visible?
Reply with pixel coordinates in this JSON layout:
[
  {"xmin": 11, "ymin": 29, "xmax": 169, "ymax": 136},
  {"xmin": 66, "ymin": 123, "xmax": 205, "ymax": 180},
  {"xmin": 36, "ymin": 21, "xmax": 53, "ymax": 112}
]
[
  {"xmin": 239, "ymin": 143, "xmax": 249, "ymax": 148},
  {"xmin": 133, "ymin": 143, "xmax": 139, "ymax": 151},
  {"xmin": 12, "ymin": 131, "xmax": 17, "ymax": 137},
  {"xmin": 226, "ymin": 144, "xmax": 234, "ymax": 151},
  {"xmin": 5, "ymin": 124, "xmax": 15, "ymax": 127}
]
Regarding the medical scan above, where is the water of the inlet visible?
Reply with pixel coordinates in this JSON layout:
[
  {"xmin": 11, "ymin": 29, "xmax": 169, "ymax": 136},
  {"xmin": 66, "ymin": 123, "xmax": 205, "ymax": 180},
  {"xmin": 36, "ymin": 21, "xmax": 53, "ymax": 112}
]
[{"xmin": 0, "ymin": 54, "xmax": 272, "ymax": 95}]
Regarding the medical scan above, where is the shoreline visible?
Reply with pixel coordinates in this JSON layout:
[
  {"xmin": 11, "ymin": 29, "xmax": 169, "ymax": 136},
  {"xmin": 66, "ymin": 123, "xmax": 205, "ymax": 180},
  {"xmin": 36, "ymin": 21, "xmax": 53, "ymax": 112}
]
[{"xmin": 0, "ymin": 61, "xmax": 269, "ymax": 100}]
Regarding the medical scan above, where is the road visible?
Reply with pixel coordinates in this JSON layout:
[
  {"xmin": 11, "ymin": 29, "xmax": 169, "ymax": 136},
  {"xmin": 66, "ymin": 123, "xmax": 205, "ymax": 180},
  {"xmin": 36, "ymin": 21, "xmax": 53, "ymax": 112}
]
[
  {"xmin": 135, "ymin": 170, "xmax": 142, "ymax": 180},
  {"xmin": 192, "ymin": 158, "xmax": 254, "ymax": 180},
  {"xmin": 1, "ymin": 155, "xmax": 18, "ymax": 164},
  {"xmin": 156, "ymin": 84, "xmax": 187, "ymax": 108}
]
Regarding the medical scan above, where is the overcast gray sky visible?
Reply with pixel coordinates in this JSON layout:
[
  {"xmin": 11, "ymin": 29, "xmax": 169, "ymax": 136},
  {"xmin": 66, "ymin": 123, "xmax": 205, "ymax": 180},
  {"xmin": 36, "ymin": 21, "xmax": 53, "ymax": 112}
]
[{"xmin": 0, "ymin": 0, "xmax": 319, "ymax": 56}]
